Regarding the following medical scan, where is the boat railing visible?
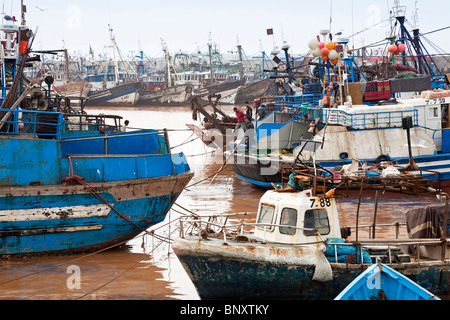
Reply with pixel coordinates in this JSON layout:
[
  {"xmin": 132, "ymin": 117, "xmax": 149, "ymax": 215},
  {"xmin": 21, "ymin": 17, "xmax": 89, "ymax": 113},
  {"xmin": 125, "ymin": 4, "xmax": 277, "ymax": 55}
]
[
  {"xmin": 274, "ymin": 93, "xmax": 322, "ymax": 109},
  {"xmin": 64, "ymin": 113, "xmax": 124, "ymax": 133},
  {"xmin": 178, "ymin": 214, "xmax": 320, "ymax": 243},
  {"xmin": 61, "ymin": 129, "xmax": 171, "ymax": 156},
  {"xmin": 321, "ymin": 108, "xmax": 419, "ymax": 130},
  {"xmin": 347, "ymin": 222, "xmax": 406, "ymax": 240},
  {"xmin": 271, "ymin": 103, "xmax": 323, "ymax": 123},
  {"xmin": 178, "ymin": 214, "xmax": 450, "ymax": 262},
  {"xmin": 0, "ymin": 108, "xmax": 64, "ymax": 139}
]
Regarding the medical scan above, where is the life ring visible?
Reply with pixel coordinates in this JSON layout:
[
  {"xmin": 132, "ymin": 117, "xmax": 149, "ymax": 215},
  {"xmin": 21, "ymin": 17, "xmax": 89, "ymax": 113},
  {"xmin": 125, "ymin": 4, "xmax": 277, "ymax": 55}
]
[
  {"xmin": 185, "ymin": 85, "xmax": 193, "ymax": 94},
  {"xmin": 374, "ymin": 154, "xmax": 391, "ymax": 164}
]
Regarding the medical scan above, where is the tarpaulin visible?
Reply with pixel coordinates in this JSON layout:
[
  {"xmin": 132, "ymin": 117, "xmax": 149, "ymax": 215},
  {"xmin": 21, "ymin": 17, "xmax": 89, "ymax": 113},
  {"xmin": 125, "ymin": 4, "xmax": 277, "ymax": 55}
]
[
  {"xmin": 389, "ymin": 76, "xmax": 432, "ymax": 93},
  {"xmin": 406, "ymin": 205, "xmax": 447, "ymax": 239}
]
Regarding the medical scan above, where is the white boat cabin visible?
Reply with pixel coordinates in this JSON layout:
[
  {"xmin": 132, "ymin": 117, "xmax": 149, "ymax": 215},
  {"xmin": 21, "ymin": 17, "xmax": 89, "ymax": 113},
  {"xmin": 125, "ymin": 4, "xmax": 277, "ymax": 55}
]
[
  {"xmin": 253, "ymin": 190, "xmax": 342, "ymax": 244},
  {"xmin": 296, "ymin": 95, "xmax": 450, "ymax": 162},
  {"xmin": 174, "ymin": 70, "xmax": 228, "ymax": 87},
  {"xmin": 321, "ymin": 96, "xmax": 450, "ymax": 152}
]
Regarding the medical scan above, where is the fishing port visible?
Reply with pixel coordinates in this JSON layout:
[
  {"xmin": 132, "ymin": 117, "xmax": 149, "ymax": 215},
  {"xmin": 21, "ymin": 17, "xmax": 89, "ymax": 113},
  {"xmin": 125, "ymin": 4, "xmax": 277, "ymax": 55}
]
[{"xmin": 0, "ymin": 0, "xmax": 449, "ymax": 311}]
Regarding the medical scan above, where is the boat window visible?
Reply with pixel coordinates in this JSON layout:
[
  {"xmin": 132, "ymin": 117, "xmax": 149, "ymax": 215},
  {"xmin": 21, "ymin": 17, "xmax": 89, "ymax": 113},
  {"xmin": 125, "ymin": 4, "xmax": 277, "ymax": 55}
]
[
  {"xmin": 442, "ymin": 104, "xmax": 449, "ymax": 128},
  {"xmin": 303, "ymin": 209, "xmax": 330, "ymax": 236},
  {"xmin": 257, "ymin": 204, "xmax": 275, "ymax": 231},
  {"xmin": 429, "ymin": 106, "xmax": 439, "ymax": 119},
  {"xmin": 279, "ymin": 208, "xmax": 298, "ymax": 235}
]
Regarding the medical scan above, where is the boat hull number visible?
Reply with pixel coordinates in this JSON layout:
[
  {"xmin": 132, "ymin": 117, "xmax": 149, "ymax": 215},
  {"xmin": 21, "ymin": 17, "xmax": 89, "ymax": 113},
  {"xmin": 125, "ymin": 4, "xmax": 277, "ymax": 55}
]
[{"xmin": 310, "ymin": 198, "xmax": 331, "ymax": 208}]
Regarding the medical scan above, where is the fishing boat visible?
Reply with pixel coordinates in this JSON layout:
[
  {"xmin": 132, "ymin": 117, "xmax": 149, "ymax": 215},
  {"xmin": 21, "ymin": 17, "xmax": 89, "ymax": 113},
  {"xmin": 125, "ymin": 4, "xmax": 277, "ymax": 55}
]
[
  {"xmin": 54, "ymin": 80, "xmax": 91, "ymax": 100},
  {"xmin": 32, "ymin": 48, "xmax": 91, "ymax": 101},
  {"xmin": 85, "ymin": 25, "xmax": 143, "ymax": 106},
  {"xmin": 335, "ymin": 261, "xmax": 440, "ymax": 300},
  {"xmin": 0, "ymin": 12, "xmax": 194, "ymax": 257},
  {"xmin": 172, "ymin": 186, "xmax": 449, "ymax": 300},
  {"xmin": 87, "ymin": 80, "xmax": 143, "ymax": 106},
  {"xmin": 225, "ymin": 2, "xmax": 450, "ymax": 189}
]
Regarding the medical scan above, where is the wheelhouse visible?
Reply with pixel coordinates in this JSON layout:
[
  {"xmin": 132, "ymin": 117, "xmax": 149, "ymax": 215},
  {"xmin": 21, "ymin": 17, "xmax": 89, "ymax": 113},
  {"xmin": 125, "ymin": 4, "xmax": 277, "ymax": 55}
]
[{"xmin": 253, "ymin": 190, "xmax": 342, "ymax": 244}]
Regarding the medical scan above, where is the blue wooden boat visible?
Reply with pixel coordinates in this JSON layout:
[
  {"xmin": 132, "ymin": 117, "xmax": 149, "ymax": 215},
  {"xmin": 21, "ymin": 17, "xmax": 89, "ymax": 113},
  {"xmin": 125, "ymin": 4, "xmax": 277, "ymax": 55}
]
[
  {"xmin": 335, "ymin": 262, "xmax": 441, "ymax": 300},
  {"xmin": 0, "ymin": 15, "xmax": 193, "ymax": 257}
]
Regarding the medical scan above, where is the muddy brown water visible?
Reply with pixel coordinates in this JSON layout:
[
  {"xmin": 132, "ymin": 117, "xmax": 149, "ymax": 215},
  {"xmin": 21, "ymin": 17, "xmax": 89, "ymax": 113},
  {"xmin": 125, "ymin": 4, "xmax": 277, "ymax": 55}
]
[{"xmin": 0, "ymin": 105, "xmax": 447, "ymax": 300}]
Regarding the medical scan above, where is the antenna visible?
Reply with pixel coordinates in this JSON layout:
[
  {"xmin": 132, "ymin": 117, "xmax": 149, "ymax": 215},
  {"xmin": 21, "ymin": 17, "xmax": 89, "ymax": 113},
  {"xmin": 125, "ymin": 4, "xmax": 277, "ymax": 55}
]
[
  {"xmin": 412, "ymin": 0, "xmax": 419, "ymax": 29},
  {"xmin": 393, "ymin": 0, "xmax": 406, "ymax": 18},
  {"xmin": 329, "ymin": 0, "xmax": 333, "ymax": 31}
]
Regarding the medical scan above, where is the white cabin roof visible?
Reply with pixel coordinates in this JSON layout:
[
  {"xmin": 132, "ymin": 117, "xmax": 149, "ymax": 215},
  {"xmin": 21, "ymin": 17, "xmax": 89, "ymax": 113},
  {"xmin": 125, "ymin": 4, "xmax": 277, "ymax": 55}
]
[{"xmin": 253, "ymin": 190, "xmax": 342, "ymax": 245}]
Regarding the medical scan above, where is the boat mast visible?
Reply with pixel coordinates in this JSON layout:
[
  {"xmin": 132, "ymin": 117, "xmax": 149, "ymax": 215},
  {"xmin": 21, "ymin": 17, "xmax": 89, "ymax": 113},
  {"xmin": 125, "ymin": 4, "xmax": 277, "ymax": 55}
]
[
  {"xmin": 62, "ymin": 40, "xmax": 70, "ymax": 83},
  {"xmin": 208, "ymin": 32, "xmax": 214, "ymax": 85},
  {"xmin": 392, "ymin": 0, "xmax": 440, "ymax": 75},
  {"xmin": 108, "ymin": 24, "xmax": 120, "ymax": 85},
  {"xmin": 161, "ymin": 38, "xmax": 172, "ymax": 87},
  {"xmin": 236, "ymin": 35, "xmax": 244, "ymax": 80},
  {"xmin": 20, "ymin": 0, "xmax": 25, "ymax": 26}
]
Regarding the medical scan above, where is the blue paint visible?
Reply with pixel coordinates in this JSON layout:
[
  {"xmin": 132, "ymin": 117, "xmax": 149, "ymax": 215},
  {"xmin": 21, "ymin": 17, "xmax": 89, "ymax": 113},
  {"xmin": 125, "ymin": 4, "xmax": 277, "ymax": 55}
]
[
  {"xmin": 236, "ymin": 174, "xmax": 280, "ymax": 188},
  {"xmin": 0, "ymin": 137, "xmax": 62, "ymax": 186},
  {"xmin": 0, "ymin": 193, "xmax": 115, "ymax": 210},
  {"xmin": 336, "ymin": 263, "xmax": 441, "ymax": 300},
  {"xmin": 0, "ymin": 109, "xmax": 192, "ymax": 256},
  {"xmin": 0, "ymin": 197, "xmax": 174, "ymax": 255}
]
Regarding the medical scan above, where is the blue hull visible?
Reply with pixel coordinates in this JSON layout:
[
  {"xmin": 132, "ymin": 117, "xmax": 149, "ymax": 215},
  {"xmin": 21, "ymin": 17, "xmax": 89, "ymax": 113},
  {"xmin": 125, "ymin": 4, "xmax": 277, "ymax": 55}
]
[
  {"xmin": 0, "ymin": 173, "xmax": 192, "ymax": 256},
  {"xmin": 231, "ymin": 152, "xmax": 450, "ymax": 188},
  {"xmin": 0, "ymin": 108, "xmax": 193, "ymax": 257}
]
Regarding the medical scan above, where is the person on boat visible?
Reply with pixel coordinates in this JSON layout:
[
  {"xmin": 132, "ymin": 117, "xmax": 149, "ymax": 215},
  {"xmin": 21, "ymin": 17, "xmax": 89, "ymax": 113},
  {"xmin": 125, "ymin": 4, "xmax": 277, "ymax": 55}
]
[
  {"xmin": 233, "ymin": 107, "xmax": 247, "ymax": 132},
  {"xmin": 257, "ymin": 105, "xmax": 266, "ymax": 120},
  {"xmin": 120, "ymin": 120, "xmax": 129, "ymax": 132},
  {"xmin": 244, "ymin": 101, "xmax": 253, "ymax": 121},
  {"xmin": 276, "ymin": 173, "xmax": 310, "ymax": 192}
]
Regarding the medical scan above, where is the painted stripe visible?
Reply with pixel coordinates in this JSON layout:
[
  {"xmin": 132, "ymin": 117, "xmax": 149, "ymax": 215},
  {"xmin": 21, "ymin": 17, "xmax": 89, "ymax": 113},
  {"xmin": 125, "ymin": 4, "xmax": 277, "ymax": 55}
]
[
  {"xmin": 0, "ymin": 204, "xmax": 111, "ymax": 222},
  {"xmin": 236, "ymin": 174, "xmax": 281, "ymax": 188},
  {"xmin": 0, "ymin": 225, "xmax": 103, "ymax": 237},
  {"xmin": 408, "ymin": 160, "xmax": 450, "ymax": 168},
  {"xmin": 0, "ymin": 193, "xmax": 115, "ymax": 210}
]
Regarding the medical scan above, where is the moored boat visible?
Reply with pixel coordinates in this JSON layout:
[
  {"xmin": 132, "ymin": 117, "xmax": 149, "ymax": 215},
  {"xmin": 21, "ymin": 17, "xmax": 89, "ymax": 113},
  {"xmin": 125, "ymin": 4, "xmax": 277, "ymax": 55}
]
[
  {"xmin": 172, "ymin": 187, "xmax": 449, "ymax": 300},
  {"xmin": 54, "ymin": 80, "xmax": 91, "ymax": 99},
  {"xmin": 86, "ymin": 80, "xmax": 143, "ymax": 106},
  {"xmin": 0, "ymin": 100, "xmax": 193, "ymax": 257},
  {"xmin": 0, "ymin": 11, "xmax": 193, "ymax": 257}
]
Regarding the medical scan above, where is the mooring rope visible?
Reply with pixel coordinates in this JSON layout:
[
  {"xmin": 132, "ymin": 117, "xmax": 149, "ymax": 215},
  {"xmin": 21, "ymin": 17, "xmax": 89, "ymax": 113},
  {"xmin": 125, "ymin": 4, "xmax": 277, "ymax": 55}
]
[
  {"xmin": 0, "ymin": 128, "xmax": 219, "ymax": 294},
  {"xmin": 74, "ymin": 226, "xmax": 181, "ymax": 300},
  {"xmin": 63, "ymin": 174, "xmax": 153, "ymax": 236}
]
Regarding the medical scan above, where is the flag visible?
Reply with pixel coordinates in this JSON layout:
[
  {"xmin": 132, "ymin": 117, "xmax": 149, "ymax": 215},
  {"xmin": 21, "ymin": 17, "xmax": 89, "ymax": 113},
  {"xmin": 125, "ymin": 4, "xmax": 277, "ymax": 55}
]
[{"xmin": 266, "ymin": 28, "xmax": 273, "ymax": 35}]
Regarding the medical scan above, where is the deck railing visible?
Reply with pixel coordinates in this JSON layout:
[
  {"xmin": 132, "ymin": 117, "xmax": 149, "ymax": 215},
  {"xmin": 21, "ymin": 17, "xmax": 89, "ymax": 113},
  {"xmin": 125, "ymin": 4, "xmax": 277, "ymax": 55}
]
[
  {"xmin": 322, "ymin": 108, "xmax": 419, "ymax": 130},
  {"xmin": 178, "ymin": 213, "xmax": 450, "ymax": 263},
  {"xmin": 0, "ymin": 108, "xmax": 64, "ymax": 139}
]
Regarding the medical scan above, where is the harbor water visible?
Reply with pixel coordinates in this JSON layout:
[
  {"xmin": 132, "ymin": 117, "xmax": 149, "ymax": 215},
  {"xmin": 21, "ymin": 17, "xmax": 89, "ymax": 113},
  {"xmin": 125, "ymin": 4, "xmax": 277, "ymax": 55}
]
[{"xmin": 0, "ymin": 105, "xmax": 447, "ymax": 300}]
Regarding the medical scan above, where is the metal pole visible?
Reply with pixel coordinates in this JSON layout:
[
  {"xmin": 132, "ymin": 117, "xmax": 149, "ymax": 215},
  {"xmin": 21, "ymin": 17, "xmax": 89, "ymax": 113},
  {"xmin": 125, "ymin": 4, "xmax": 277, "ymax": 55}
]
[
  {"xmin": 355, "ymin": 178, "xmax": 364, "ymax": 242},
  {"xmin": 442, "ymin": 193, "xmax": 448, "ymax": 261},
  {"xmin": 164, "ymin": 128, "xmax": 171, "ymax": 154},
  {"xmin": 372, "ymin": 190, "xmax": 379, "ymax": 239}
]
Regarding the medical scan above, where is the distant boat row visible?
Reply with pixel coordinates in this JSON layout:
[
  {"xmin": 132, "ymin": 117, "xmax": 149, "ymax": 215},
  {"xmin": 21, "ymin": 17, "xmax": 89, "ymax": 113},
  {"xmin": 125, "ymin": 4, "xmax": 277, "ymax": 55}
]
[{"xmin": 52, "ymin": 72, "xmax": 277, "ymax": 107}]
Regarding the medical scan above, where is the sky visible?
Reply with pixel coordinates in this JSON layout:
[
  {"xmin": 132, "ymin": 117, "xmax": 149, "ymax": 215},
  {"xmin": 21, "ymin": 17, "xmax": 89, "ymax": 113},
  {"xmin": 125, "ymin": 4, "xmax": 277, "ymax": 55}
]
[{"xmin": 6, "ymin": 0, "xmax": 450, "ymax": 60}]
